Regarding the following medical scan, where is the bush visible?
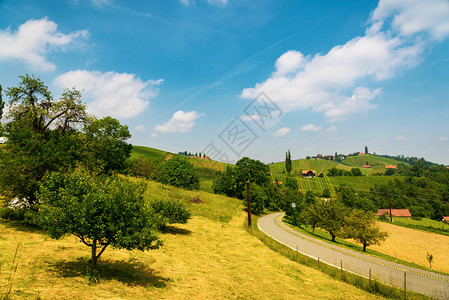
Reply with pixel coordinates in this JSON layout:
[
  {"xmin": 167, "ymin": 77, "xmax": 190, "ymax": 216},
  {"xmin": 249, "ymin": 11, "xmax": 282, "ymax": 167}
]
[
  {"xmin": 157, "ymin": 157, "xmax": 200, "ymax": 190},
  {"xmin": 149, "ymin": 198, "xmax": 191, "ymax": 229},
  {"xmin": 128, "ymin": 157, "xmax": 160, "ymax": 179}
]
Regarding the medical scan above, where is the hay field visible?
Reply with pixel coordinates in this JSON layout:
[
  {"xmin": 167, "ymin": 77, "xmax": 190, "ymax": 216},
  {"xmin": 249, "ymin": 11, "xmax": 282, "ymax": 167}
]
[
  {"xmin": 0, "ymin": 213, "xmax": 382, "ymax": 299},
  {"xmin": 370, "ymin": 222, "xmax": 449, "ymax": 273}
]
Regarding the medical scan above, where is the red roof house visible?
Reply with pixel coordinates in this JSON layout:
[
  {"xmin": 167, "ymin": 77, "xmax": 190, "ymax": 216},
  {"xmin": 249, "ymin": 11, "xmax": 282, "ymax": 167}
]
[
  {"xmin": 363, "ymin": 165, "xmax": 371, "ymax": 168},
  {"xmin": 442, "ymin": 216, "xmax": 449, "ymax": 222},
  {"xmin": 302, "ymin": 170, "xmax": 316, "ymax": 178},
  {"xmin": 376, "ymin": 209, "xmax": 412, "ymax": 217},
  {"xmin": 385, "ymin": 165, "xmax": 397, "ymax": 169}
]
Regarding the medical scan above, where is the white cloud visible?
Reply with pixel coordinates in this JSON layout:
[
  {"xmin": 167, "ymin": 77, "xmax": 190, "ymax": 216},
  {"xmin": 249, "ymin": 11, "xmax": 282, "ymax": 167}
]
[
  {"xmin": 154, "ymin": 110, "xmax": 204, "ymax": 133},
  {"xmin": 395, "ymin": 135, "xmax": 404, "ymax": 141},
  {"xmin": 274, "ymin": 50, "xmax": 305, "ymax": 77},
  {"xmin": 179, "ymin": 0, "xmax": 190, "ymax": 5},
  {"xmin": 437, "ymin": 137, "xmax": 447, "ymax": 142},
  {"xmin": 0, "ymin": 18, "xmax": 88, "ymax": 72},
  {"xmin": 134, "ymin": 124, "xmax": 146, "ymax": 132},
  {"xmin": 273, "ymin": 127, "xmax": 290, "ymax": 137},
  {"xmin": 242, "ymin": 0, "xmax": 449, "ymax": 121},
  {"xmin": 301, "ymin": 124, "xmax": 321, "ymax": 132},
  {"xmin": 326, "ymin": 125, "xmax": 338, "ymax": 133},
  {"xmin": 54, "ymin": 70, "xmax": 163, "ymax": 119},
  {"xmin": 372, "ymin": 0, "xmax": 449, "ymax": 40}
]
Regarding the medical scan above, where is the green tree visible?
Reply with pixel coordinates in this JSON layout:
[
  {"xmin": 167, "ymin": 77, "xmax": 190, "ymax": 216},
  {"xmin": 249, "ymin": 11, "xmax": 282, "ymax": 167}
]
[
  {"xmin": 342, "ymin": 210, "xmax": 388, "ymax": 252},
  {"xmin": 285, "ymin": 177, "xmax": 298, "ymax": 190},
  {"xmin": 322, "ymin": 188, "xmax": 331, "ymax": 198},
  {"xmin": 158, "ymin": 157, "xmax": 200, "ymax": 190},
  {"xmin": 129, "ymin": 157, "xmax": 160, "ymax": 179},
  {"xmin": 84, "ymin": 116, "xmax": 132, "ymax": 173},
  {"xmin": 214, "ymin": 157, "xmax": 270, "ymax": 199},
  {"xmin": 301, "ymin": 202, "xmax": 322, "ymax": 232},
  {"xmin": 243, "ymin": 183, "xmax": 266, "ymax": 215},
  {"xmin": 365, "ymin": 146, "xmax": 368, "ymax": 154},
  {"xmin": 38, "ymin": 169, "xmax": 162, "ymax": 270},
  {"xmin": 351, "ymin": 168, "xmax": 362, "ymax": 176},
  {"xmin": 317, "ymin": 200, "xmax": 349, "ymax": 242},
  {"xmin": 285, "ymin": 150, "xmax": 292, "ymax": 174},
  {"xmin": 305, "ymin": 190, "xmax": 316, "ymax": 206},
  {"xmin": 0, "ymin": 84, "xmax": 4, "ymax": 125}
]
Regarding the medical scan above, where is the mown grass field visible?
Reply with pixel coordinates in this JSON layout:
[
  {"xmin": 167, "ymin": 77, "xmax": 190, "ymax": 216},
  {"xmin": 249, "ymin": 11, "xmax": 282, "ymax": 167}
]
[
  {"xmin": 0, "ymin": 178, "xmax": 384, "ymax": 300},
  {"xmin": 370, "ymin": 221, "xmax": 449, "ymax": 273}
]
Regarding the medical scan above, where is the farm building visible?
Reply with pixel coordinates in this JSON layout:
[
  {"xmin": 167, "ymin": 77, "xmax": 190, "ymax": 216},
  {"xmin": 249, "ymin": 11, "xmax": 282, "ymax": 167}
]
[
  {"xmin": 376, "ymin": 209, "xmax": 412, "ymax": 217},
  {"xmin": 302, "ymin": 170, "xmax": 316, "ymax": 178},
  {"xmin": 385, "ymin": 165, "xmax": 397, "ymax": 169},
  {"xmin": 443, "ymin": 216, "xmax": 449, "ymax": 222},
  {"xmin": 363, "ymin": 165, "xmax": 371, "ymax": 168}
]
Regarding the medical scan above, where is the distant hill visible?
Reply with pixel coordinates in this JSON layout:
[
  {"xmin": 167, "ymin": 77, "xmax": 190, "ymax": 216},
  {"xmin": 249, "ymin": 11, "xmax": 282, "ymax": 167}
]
[
  {"xmin": 269, "ymin": 158, "xmax": 351, "ymax": 178},
  {"xmin": 340, "ymin": 154, "xmax": 408, "ymax": 174}
]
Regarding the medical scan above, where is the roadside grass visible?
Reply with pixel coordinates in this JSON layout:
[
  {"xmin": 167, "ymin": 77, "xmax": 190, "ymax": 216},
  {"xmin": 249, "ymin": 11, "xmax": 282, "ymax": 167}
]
[
  {"xmin": 0, "ymin": 211, "xmax": 388, "ymax": 299},
  {"xmin": 381, "ymin": 217, "xmax": 449, "ymax": 236},
  {"xmin": 250, "ymin": 216, "xmax": 425, "ymax": 300},
  {"xmin": 283, "ymin": 218, "xmax": 449, "ymax": 276}
]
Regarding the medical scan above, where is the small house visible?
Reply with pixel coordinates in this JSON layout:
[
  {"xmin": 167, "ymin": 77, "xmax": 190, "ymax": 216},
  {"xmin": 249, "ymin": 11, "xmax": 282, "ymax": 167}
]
[
  {"xmin": 302, "ymin": 170, "xmax": 316, "ymax": 178},
  {"xmin": 442, "ymin": 216, "xmax": 449, "ymax": 222},
  {"xmin": 363, "ymin": 165, "xmax": 371, "ymax": 168},
  {"xmin": 376, "ymin": 209, "xmax": 411, "ymax": 218},
  {"xmin": 385, "ymin": 165, "xmax": 397, "ymax": 169}
]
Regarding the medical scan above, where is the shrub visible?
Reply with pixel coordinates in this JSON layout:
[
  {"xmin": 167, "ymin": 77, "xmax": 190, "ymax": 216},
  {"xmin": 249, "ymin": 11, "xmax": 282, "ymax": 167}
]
[{"xmin": 157, "ymin": 157, "xmax": 200, "ymax": 190}]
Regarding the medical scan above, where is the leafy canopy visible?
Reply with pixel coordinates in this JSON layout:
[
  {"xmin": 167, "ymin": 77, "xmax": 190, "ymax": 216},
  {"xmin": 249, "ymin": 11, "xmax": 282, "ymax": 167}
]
[{"xmin": 38, "ymin": 168, "xmax": 162, "ymax": 269}]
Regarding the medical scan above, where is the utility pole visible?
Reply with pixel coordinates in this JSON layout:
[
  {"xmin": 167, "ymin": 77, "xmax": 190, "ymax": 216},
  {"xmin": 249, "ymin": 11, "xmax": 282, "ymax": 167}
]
[
  {"xmin": 246, "ymin": 181, "xmax": 251, "ymax": 228},
  {"xmin": 388, "ymin": 189, "xmax": 393, "ymax": 222}
]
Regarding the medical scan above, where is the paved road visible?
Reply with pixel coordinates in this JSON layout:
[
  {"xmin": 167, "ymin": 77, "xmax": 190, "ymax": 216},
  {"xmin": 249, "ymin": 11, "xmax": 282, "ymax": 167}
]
[{"xmin": 258, "ymin": 212, "xmax": 449, "ymax": 299}]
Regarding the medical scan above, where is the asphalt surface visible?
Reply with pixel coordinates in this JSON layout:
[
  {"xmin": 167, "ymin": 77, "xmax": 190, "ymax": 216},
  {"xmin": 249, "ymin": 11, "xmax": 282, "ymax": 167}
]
[{"xmin": 258, "ymin": 212, "xmax": 449, "ymax": 299}]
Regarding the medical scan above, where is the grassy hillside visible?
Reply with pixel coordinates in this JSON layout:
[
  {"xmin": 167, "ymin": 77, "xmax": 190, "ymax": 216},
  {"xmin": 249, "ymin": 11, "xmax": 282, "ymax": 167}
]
[
  {"xmin": 130, "ymin": 145, "xmax": 168, "ymax": 161},
  {"xmin": 341, "ymin": 154, "xmax": 407, "ymax": 174},
  {"xmin": 0, "ymin": 179, "xmax": 382, "ymax": 300},
  {"xmin": 269, "ymin": 158, "xmax": 351, "ymax": 179}
]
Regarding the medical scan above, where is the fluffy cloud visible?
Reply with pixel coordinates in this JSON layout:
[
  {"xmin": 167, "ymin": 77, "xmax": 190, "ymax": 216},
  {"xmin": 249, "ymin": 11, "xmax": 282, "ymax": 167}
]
[
  {"xmin": 326, "ymin": 125, "xmax": 338, "ymax": 133},
  {"xmin": 272, "ymin": 127, "xmax": 290, "ymax": 137},
  {"xmin": 242, "ymin": 0, "xmax": 449, "ymax": 121},
  {"xmin": 395, "ymin": 135, "xmax": 404, "ymax": 141},
  {"xmin": 0, "ymin": 18, "xmax": 88, "ymax": 72},
  {"xmin": 54, "ymin": 70, "xmax": 163, "ymax": 118},
  {"xmin": 437, "ymin": 137, "xmax": 447, "ymax": 142},
  {"xmin": 154, "ymin": 110, "xmax": 204, "ymax": 133},
  {"xmin": 372, "ymin": 0, "xmax": 449, "ymax": 40},
  {"xmin": 301, "ymin": 124, "xmax": 321, "ymax": 132}
]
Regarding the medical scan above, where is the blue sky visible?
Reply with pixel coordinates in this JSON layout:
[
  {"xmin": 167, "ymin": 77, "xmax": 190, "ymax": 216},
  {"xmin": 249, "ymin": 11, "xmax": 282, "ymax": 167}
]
[{"xmin": 1, "ymin": 0, "xmax": 449, "ymax": 165}]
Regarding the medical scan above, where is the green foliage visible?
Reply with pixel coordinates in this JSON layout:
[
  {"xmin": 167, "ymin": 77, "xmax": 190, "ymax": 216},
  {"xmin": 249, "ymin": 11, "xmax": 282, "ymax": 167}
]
[
  {"xmin": 316, "ymin": 200, "xmax": 349, "ymax": 242},
  {"xmin": 84, "ymin": 116, "xmax": 132, "ymax": 173},
  {"xmin": 285, "ymin": 176, "xmax": 298, "ymax": 190},
  {"xmin": 285, "ymin": 150, "xmax": 292, "ymax": 174},
  {"xmin": 281, "ymin": 188, "xmax": 304, "ymax": 219},
  {"xmin": 213, "ymin": 157, "xmax": 270, "ymax": 199},
  {"xmin": 304, "ymin": 190, "xmax": 316, "ymax": 206},
  {"xmin": 148, "ymin": 198, "xmax": 191, "ymax": 229},
  {"xmin": 38, "ymin": 168, "xmax": 162, "ymax": 270},
  {"xmin": 243, "ymin": 183, "xmax": 266, "ymax": 215},
  {"xmin": 158, "ymin": 157, "xmax": 200, "ymax": 190},
  {"xmin": 128, "ymin": 157, "xmax": 160, "ymax": 179},
  {"xmin": 322, "ymin": 188, "xmax": 331, "ymax": 198},
  {"xmin": 342, "ymin": 210, "xmax": 388, "ymax": 252}
]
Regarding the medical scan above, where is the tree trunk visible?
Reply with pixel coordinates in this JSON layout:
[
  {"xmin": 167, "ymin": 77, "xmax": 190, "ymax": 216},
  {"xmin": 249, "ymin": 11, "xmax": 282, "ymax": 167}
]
[
  {"xmin": 331, "ymin": 234, "xmax": 335, "ymax": 242},
  {"xmin": 91, "ymin": 239, "xmax": 97, "ymax": 270},
  {"xmin": 363, "ymin": 242, "xmax": 367, "ymax": 252}
]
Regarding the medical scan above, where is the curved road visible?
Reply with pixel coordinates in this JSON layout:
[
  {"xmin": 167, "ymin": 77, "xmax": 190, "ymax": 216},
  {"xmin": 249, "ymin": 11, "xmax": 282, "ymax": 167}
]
[{"xmin": 258, "ymin": 212, "xmax": 449, "ymax": 299}]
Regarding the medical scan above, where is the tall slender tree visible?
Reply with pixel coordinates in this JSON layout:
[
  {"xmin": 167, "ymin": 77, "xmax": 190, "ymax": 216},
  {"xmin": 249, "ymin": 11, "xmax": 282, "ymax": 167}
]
[{"xmin": 285, "ymin": 150, "xmax": 292, "ymax": 174}]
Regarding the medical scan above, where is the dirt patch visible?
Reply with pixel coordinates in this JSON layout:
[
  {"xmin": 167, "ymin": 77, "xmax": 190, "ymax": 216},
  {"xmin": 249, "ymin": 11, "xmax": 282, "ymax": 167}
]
[{"xmin": 189, "ymin": 197, "xmax": 203, "ymax": 204}]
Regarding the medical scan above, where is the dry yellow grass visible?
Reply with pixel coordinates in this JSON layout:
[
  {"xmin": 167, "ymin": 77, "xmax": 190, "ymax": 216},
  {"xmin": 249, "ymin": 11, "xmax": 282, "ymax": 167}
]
[
  {"xmin": 369, "ymin": 222, "xmax": 449, "ymax": 273},
  {"xmin": 0, "ymin": 214, "xmax": 382, "ymax": 299}
]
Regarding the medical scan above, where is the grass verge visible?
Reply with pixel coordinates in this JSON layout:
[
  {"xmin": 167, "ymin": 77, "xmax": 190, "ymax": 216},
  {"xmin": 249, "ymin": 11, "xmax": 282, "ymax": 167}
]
[
  {"xmin": 249, "ymin": 215, "xmax": 428, "ymax": 299},
  {"xmin": 282, "ymin": 218, "xmax": 449, "ymax": 277}
]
